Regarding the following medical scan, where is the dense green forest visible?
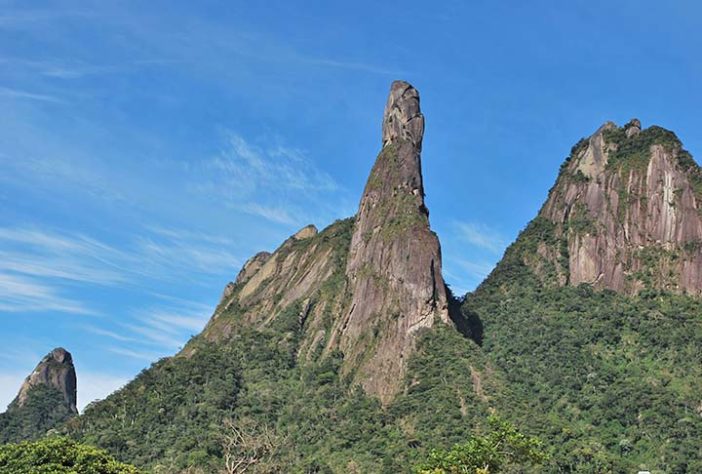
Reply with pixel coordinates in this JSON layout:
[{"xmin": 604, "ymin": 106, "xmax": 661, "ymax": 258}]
[
  {"xmin": 44, "ymin": 211, "xmax": 702, "ymax": 473},
  {"xmin": 463, "ymin": 217, "xmax": 702, "ymax": 473},
  {"xmin": 0, "ymin": 436, "xmax": 141, "ymax": 473},
  {"xmin": 0, "ymin": 385, "xmax": 76, "ymax": 445},
  {"xmin": 68, "ymin": 299, "xmax": 509, "ymax": 472}
]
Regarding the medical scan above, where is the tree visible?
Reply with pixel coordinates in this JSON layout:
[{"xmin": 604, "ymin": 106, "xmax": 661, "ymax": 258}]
[
  {"xmin": 221, "ymin": 418, "xmax": 283, "ymax": 473},
  {"xmin": 0, "ymin": 436, "xmax": 141, "ymax": 473},
  {"xmin": 415, "ymin": 416, "xmax": 548, "ymax": 474}
]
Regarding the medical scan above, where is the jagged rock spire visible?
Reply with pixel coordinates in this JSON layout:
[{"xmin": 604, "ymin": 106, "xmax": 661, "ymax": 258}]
[
  {"xmin": 11, "ymin": 348, "xmax": 78, "ymax": 414},
  {"xmin": 331, "ymin": 80, "xmax": 450, "ymax": 403},
  {"xmin": 382, "ymin": 80, "xmax": 425, "ymax": 150},
  {"xmin": 535, "ymin": 120, "xmax": 702, "ymax": 294}
]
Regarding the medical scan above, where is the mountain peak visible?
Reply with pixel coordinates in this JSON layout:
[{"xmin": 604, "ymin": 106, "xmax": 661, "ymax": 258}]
[
  {"xmin": 195, "ymin": 81, "xmax": 451, "ymax": 404},
  {"xmin": 11, "ymin": 347, "xmax": 78, "ymax": 414},
  {"xmin": 382, "ymin": 80, "xmax": 424, "ymax": 150},
  {"xmin": 333, "ymin": 80, "xmax": 450, "ymax": 403},
  {"xmin": 515, "ymin": 120, "xmax": 702, "ymax": 294}
]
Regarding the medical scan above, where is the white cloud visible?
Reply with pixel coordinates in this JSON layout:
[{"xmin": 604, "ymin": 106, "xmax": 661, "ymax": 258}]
[
  {"xmin": 0, "ymin": 225, "xmax": 241, "ymax": 315},
  {"xmin": 82, "ymin": 325, "xmax": 137, "ymax": 343},
  {"xmin": 455, "ymin": 259, "xmax": 496, "ymax": 281},
  {"xmin": 199, "ymin": 133, "xmax": 341, "ymax": 225},
  {"xmin": 122, "ymin": 302, "xmax": 210, "ymax": 349},
  {"xmin": 238, "ymin": 203, "xmax": 296, "ymax": 225},
  {"xmin": 0, "ymin": 86, "xmax": 65, "ymax": 104},
  {"xmin": 455, "ymin": 222, "xmax": 507, "ymax": 254},
  {"xmin": 107, "ymin": 347, "xmax": 164, "ymax": 363},
  {"xmin": 0, "ymin": 272, "xmax": 94, "ymax": 315}
]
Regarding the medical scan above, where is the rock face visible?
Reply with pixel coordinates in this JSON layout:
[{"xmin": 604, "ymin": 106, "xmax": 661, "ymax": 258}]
[
  {"xmin": 529, "ymin": 120, "xmax": 702, "ymax": 294},
  {"xmin": 204, "ymin": 81, "xmax": 451, "ymax": 403},
  {"xmin": 11, "ymin": 348, "xmax": 77, "ymax": 414},
  {"xmin": 204, "ymin": 221, "xmax": 351, "ymax": 348},
  {"xmin": 330, "ymin": 80, "xmax": 450, "ymax": 403}
]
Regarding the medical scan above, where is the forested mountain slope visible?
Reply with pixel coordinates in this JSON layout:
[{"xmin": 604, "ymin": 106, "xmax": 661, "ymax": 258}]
[{"xmin": 463, "ymin": 121, "xmax": 702, "ymax": 473}]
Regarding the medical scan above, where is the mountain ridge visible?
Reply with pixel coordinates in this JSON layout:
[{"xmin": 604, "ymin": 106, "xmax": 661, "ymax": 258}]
[{"xmin": 4, "ymin": 82, "xmax": 702, "ymax": 473}]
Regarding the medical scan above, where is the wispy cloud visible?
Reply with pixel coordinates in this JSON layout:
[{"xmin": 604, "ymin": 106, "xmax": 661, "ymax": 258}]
[
  {"xmin": 455, "ymin": 222, "xmax": 507, "ymax": 254},
  {"xmin": 238, "ymin": 203, "xmax": 296, "ymax": 225},
  {"xmin": 82, "ymin": 325, "xmax": 137, "ymax": 343},
  {"xmin": 209, "ymin": 133, "xmax": 337, "ymax": 197},
  {"xmin": 0, "ymin": 226, "xmax": 240, "ymax": 316},
  {"xmin": 0, "ymin": 86, "xmax": 65, "ymax": 104},
  {"xmin": 195, "ymin": 132, "xmax": 342, "ymax": 226},
  {"xmin": 123, "ymin": 302, "xmax": 210, "ymax": 349},
  {"xmin": 455, "ymin": 259, "xmax": 496, "ymax": 281},
  {"xmin": 108, "ymin": 347, "xmax": 165, "ymax": 362},
  {"xmin": 0, "ymin": 272, "xmax": 94, "ymax": 315},
  {"xmin": 135, "ymin": 231, "xmax": 241, "ymax": 276}
]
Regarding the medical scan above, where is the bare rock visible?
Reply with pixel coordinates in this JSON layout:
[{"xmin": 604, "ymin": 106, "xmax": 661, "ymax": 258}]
[
  {"xmin": 382, "ymin": 80, "xmax": 425, "ymax": 150},
  {"xmin": 234, "ymin": 251, "xmax": 272, "ymax": 285},
  {"xmin": 292, "ymin": 224, "xmax": 318, "ymax": 240},
  {"xmin": 625, "ymin": 118, "xmax": 641, "ymax": 138},
  {"xmin": 11, "ymin": 348, "xmax": 77, "ymax": 414},
  {"xmin": 331, "ymin": 81, "xmax": 450, "ymax": 403},
  {"xmin": 536, "ymin": 120, "xmax": 702, "ymax": 294}
]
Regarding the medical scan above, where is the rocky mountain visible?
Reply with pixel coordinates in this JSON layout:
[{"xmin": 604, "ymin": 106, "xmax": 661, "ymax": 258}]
[
  {"xmin": 35, "ymin": 88, "xmax": 702, "ymax": 473},
  {"xmin": 462, "ymin": 121, "xmax": 702, "ymax": 472},
  {"xmin": 68, "ymin": 81, "xmax": 485, "ymax": 472},
  {"xmin": 0, "ymin": 348, "xmax": 78, "ymax": 443},
  {"xmin": 523, "ymin": 119, "xmax": 702, "ymax": 294},
  {"xmin": 205, "ymin": 80, "xmax": 453, "ymax": 404},
  {"xmin": 332, "ymin": 81, "xmax": 451, "ymax": 403}
]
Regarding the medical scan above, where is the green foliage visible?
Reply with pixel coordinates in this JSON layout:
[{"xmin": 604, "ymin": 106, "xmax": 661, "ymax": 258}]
[
  {"xmin": 68, "ymin": 301, "xmax": 504, "ymax": 473},
  {"xmin": 0, "ymin": 436, "xmax": 141, "ymax": 473},
  {"xmin": 0, "ymin": 385, "xmax": 75, "ymax": 444},
  {"xmin": 415, "ymin": 416, "xmax": 548, "ymax": 474},
  {"xmin": 559, "ymin": 137, "xmax": 588, "ymax": 173},
  {"xmin": 465, "ymin": 259, "xmax": 702, "ymax": 472},
  {"xmin": 603, "ymin": 124, "xmax": 686, "ymax": 175},
  {"xmin": 70, "ymin": 343, "xmax": 242, "ymax": 471}
]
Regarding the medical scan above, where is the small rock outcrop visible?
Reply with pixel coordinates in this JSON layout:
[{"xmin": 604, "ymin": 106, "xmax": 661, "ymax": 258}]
[
  {"xmin": 330, "ymin": 80, "xmax": 450, "ymax": 403},
  {"xmin": 234, "ymin": 251, "xmax": 272, "ymax": 285},
  {"xmin": 11, "ymin": 348, "xmax": 78, "ymax": 414},
  {"xmin": 530, "ymin": 120, "xmax": 702, "ymax": 294}
]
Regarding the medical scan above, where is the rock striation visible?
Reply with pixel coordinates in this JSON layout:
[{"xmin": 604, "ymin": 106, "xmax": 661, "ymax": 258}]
[
  {"xmin": 204, "ymin": 81, "xmax": 451, "ymax": 403},
  {"xmin": 10, "ymin": 347, "xmax": 78, "ymax": 414},
  {"xmin": 527, "ymin": 120, "xmax": 702, "ymax": 294},
  {"xmin": 330, "ymin": 80, "xmax": 450, "ymax": 403}
]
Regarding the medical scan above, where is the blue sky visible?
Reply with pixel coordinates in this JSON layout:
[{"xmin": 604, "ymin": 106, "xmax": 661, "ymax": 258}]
[{"xmin": 1, "ymin": 0, "xmax": 701, "ymax": 410}]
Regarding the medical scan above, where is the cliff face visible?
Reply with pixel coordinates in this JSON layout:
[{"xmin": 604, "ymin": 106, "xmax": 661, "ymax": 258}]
[
  {"xmin": 203, "ymin": 218, "xmax": 352, "ymax": 363},
  {"xmin": 1, "ymin": 348, "xmax": 78, "ymax": 443},
  {"xmin": 201, "ymin": 81, "xmax": 451, "ymax": 403},
  {"xmin": 330, "ymin": 81, "xmax": 450, "ymax": 402},
  {"xmin": 11, "ymin": 347, "xmax": 78, "ymax": 414},
  {"xmin": 527, "ymin": 120, "xmax": 702, "ymax": 294}
]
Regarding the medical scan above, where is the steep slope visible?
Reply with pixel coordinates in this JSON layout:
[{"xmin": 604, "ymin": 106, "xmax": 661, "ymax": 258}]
[
  {"xmin": 525, "ymin": 120, "xmax": 702, "ymax": 294},
  {"xmin": 205, "ymin": 81, "xmax": 451, "ymax": 403},
  {"xmin": 0, "ymin": 348, "xmax": 78, "ymax": 443},
  {"xmin": 463, "ymin": 121, "xmax": 702, "ymax": 472},
  {"xmin": 331, "ymin": 80, "xmax": 451, "ymax": 402},
  {"xmin": 69, "ymin": 81, "xmax": 492, "ymax": 472}
]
